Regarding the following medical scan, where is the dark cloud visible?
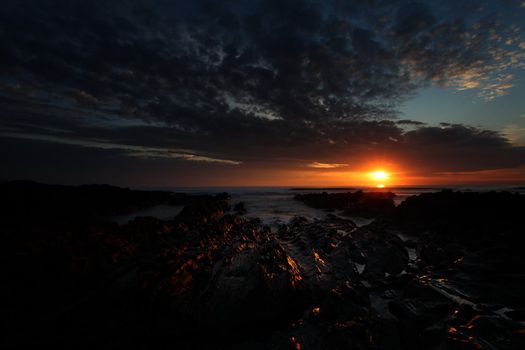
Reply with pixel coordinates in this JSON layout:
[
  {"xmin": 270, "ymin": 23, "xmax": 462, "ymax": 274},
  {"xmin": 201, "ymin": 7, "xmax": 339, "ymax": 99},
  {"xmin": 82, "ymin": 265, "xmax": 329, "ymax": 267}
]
[
  {"xmin": 396, "ymin": 119, "xmax": 427, "ymax": 126},
  {"xmin": 0, "ymin": 0, "xmax": 524, "ymax": 183},
  {"xmin": 397, "ymin": 124, "xmax": 525, "ymax": 172}
]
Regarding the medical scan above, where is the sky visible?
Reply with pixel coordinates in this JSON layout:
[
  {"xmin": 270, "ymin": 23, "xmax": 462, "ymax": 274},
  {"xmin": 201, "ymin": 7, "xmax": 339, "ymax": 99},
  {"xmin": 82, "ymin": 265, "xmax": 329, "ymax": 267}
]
[{"xmin": 1, "ymin": 0, "xmax": 525, "ymax": 187}]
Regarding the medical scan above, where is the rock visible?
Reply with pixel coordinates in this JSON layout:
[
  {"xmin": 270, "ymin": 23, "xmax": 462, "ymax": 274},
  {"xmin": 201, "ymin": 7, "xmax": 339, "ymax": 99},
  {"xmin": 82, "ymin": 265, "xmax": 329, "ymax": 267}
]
[
  {"xmin": 353, "ymin": 226, "xmax": 408, "ymax": 276},
  {"xmin": 3, "ymin": 183, "xmax": 525, "ymax": 349},
  {"xmin": 176, "ymin": 193, "xmax": 231, "ymax": 223},
  {"xmin": 446, "ymin": 315, "xmax": 517, "ymax": 350},
  {"xmin": 389, "ymin": 190, "xmax": 525, "ymax": 241},
  {"xmin": 205, "ymin": 239, "xmax": 300, "ymax": 331},
  {"xmin": 234, "ymin": 201, "xmax": 247, "ymax": 215},
  {"xmin": 294, "ymin": 191, "xmax": 396, "ymax": 218},
  {"xmin": 417, "ymin": 240, "xmax": 464, "ymax": 268}
]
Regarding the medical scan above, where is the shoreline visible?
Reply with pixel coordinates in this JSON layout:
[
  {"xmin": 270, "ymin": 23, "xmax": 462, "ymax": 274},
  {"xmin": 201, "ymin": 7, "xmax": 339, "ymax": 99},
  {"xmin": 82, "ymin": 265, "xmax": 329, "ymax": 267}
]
[{"xmin": 1, "ymin": 181, "xmax": 525, "ymax": 349}]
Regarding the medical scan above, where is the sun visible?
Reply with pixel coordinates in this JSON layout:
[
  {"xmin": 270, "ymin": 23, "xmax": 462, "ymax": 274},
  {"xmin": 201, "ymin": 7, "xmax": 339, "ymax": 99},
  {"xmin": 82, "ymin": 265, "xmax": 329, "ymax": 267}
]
[{"xmin": 370, "ymin": 170, "xmax": 389, "ymax": 181}]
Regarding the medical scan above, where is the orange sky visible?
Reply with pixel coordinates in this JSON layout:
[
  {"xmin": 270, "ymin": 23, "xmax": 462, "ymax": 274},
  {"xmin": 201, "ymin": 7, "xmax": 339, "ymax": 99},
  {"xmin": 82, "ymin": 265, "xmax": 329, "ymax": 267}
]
[{"xmin": 167, "ymin": 164, "xmax": 525, "ymax": 188}]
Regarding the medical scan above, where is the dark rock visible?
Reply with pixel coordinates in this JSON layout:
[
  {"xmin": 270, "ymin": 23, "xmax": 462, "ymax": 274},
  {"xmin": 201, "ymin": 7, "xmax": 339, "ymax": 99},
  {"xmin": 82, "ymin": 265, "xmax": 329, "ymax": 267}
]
[
  {"xmin": 2, "ymin": 183, "xmax": 525, "ymax": 349},
  {"xmin": 352, "ymin": 226, "xmax": 409, "ymax": 276},
  {"xmin": 294, "ymin": 190, "xmax": 396, "ymax": 218},
  {"xmin": 234, "ymin": 201, "xmax": 247, "ymax": 214},
  {"xmin": 0, "ymin": 180, "xmax": 190, "ymax": 225},
  {"xmin": 446, "ymin": 315, "xmax": 518, "ymax": 350},
  {"xmin": 176, "ymin": 193, "xmax": 231, "ymax": 223},
  {"xmin": 389, "ymin": 190, "xmax": 525, "ymax": 242},
  {"xmin": 204, "ymin": 239, "xmax": 300, "ymax": 331}
]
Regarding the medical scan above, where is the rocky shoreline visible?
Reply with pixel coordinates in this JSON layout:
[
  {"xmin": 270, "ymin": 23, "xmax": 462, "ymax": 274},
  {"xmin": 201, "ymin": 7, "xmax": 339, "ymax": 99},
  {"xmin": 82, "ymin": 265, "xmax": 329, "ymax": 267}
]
[{"xmin": 1, "ymin": 182, "xmax": 525, "ymax": 349}]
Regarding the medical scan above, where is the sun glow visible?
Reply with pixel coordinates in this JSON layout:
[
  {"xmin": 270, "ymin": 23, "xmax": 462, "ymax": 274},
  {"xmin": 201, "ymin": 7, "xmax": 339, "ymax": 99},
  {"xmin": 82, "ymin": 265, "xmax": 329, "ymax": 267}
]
[
  {"xmin": 369, "ymin": 170, "xmax": 390, "ymax": 188},
  {"xmin": 371, "ymin": 170, "xmax": 389, "ymax": 180}
]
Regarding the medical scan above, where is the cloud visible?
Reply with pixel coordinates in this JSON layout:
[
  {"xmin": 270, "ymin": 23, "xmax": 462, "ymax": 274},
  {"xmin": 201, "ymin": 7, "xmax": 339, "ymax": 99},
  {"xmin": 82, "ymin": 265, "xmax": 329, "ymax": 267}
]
[
  {"xmin": 396, "ymin": 124, "xmax": 525, "ymax": 172},
  {"xmin": 3, "ymin": 109, "xmax": 523, "ymax": 175},
  {"xmin": 307, "ymin": 162, "xmax": 349, "ymax": 169},
  {"xmin": 1, "ymin": 0, "xmax": 523, "ymax": 121},
  {"xmin": 0, "ymin": 130, "xmax": 242, "ymax": 165},
  {"xmin": 502, "ymin": 121, "xmax": 525, "ymax": 147},
  {"xmin": 396, "ymin": 119, "xmax": 427, "ymax": 126},
  {"xmin": 0, "ymin": 0, "xmax": 524, "ymax": 184}
]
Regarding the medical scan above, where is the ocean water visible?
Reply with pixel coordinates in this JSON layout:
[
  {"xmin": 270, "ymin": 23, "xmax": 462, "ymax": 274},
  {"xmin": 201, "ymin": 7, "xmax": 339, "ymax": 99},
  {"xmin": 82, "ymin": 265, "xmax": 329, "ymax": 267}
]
[{"xmin": 116, "ymin": 185, "xmax": 525, "ymax": 226}]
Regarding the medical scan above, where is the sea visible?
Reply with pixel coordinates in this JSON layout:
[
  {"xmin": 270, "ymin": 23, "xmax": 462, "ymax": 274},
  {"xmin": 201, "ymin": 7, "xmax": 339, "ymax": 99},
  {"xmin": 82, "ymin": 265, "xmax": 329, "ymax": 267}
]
[{"xmin": 112, "ymin": 185, "xmax": 525, "ymax": 226}]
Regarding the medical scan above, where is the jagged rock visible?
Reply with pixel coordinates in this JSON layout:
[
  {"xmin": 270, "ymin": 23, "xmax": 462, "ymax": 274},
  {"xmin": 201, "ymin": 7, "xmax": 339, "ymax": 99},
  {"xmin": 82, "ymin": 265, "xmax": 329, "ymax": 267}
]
[
  {"xmin": 205, "ymin": 238, "xmax": 300, "ymax": 331},
  {"xmin": 176, "ymin": 193, "xmax": 231, "ymax": 223},
  {"xmin": 446, "ymin": 315, "xmax": 519, "ymax": 350},
  {"xmin": 352, "ymin": 226, "xmax": 408, "ymax": 276},
  {"xmin": 3, "ymin": 183, "xmax": 525, "ymax": 349},
  {"xmin": 234, "ymin": 201, "xmax": 247, "ymax": 215},
  {"xmin": 294, "ymin": 191, "xmax": 396, "ymax": 218},
  {"xmin": 389, "ymin": 190, "xmax": 525, "ymax": 241}
]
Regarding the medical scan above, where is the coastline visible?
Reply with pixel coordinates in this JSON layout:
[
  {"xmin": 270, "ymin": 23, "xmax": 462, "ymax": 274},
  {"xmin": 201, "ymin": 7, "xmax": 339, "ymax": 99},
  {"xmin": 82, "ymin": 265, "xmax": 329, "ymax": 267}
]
[{"xmin": 1, "ymin": 181, "xmax": 525, "ymax": 349}]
